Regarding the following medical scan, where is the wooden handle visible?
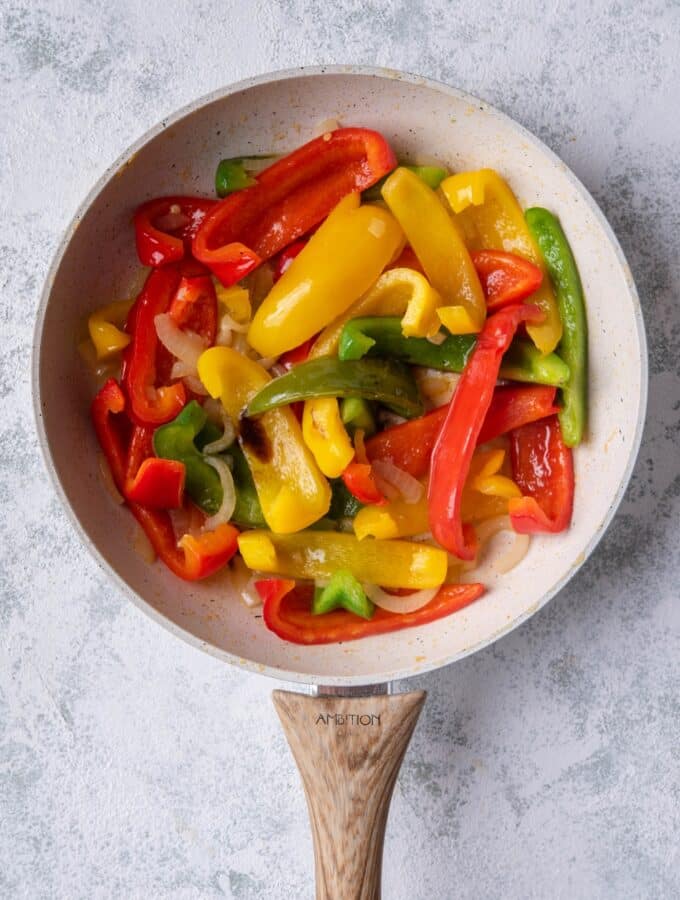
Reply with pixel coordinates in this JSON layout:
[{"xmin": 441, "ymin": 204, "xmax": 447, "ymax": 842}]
[{"xmin": 273, "ymin": 689, "xmax": 426, "ymax": 900}]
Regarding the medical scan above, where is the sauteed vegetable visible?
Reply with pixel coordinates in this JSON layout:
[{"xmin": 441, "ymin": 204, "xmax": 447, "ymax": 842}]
[{"xmin": 82, "ymin": 125, "xmax": 587, "ymax": 645}]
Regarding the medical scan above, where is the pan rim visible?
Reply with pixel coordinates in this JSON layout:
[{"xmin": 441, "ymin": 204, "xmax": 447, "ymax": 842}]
[{"xmin": 32, "ymin": 64, "xmax": 648, "ymax": 687}]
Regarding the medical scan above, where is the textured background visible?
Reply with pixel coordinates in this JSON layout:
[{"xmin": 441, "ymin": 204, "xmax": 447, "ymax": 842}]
[{"xmin": 1, "ymin": 1, "xmax": 679, "ymax": 898}]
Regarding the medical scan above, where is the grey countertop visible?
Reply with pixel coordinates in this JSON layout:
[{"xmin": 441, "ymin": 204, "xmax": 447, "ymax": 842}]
[{"xmin": 1, "ymin": 2, "xmax": 678, "ymax": 898}]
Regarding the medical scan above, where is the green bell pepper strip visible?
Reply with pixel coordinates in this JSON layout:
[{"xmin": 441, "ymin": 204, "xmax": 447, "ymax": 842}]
[
  {"xmin": 340, "ymin": 397, "xmax": 376, "ymax": 435},
  {"xmin": 153, "ymin": 401, "xmax": 266, "ymax": 526},
  {"xmin": 525, "ymin": 207, "xmax": 588, "ymax": 446},
  {"xmin": 338, "ymin": 316, "xmax": 570, "ymax": 387},
  {"xmin": 362, "ymin": 164, "xmax": 448, "ymax": 201},
  {"xmin": 215, "ymin": 159, "xmax": 257, "ymax": 197},
  {"xmin": 329, "ymin": 479, "xmax": 364, "ymax": 519},
  {"xmin": 246, "ymin": 358, "xmax": 424, "ymax": 419},
  {"xmin": 312, "ymin": 570, "xmax": 375, "ymax": 620}
]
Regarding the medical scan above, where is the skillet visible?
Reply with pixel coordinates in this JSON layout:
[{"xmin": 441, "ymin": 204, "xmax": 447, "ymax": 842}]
[{"xmin": 33, "ymin": 66, "xmax": 647, "ymax": 899}]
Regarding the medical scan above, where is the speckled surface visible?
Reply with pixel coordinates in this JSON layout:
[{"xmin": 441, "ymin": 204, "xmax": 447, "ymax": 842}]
[{"xmin": 1, "ymin": 2, "xmax": 678, "ymax": 898}]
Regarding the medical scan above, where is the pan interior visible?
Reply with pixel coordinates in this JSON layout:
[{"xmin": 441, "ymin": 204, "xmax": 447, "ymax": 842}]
[{"xmin": 35, "ymin": 68, "xmax": 646, "ymax": 685}]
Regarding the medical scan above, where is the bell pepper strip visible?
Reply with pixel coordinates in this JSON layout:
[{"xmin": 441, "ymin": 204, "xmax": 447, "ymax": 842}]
[
  {"xmin": 259, "ymin": 580, "xmax": 485, "ymax": 645},
  {"xmin": 303, "ymin": 398, "xmax": 356, "ymax": 478},
  {"xmin": 508, "ymin": 415, "xmax": 574, "ymax": 533},
  {"xmin": 273, "ymin": 239, "xmax": 307, "ymax": 283},
  {"xmin": 363, "ymin": 163, "xmax": 448, "ymax": 202},
  {"xmin": 193, "ymin": 128, "xmax": 397, "ymax": 286},
  {"xmin": 471, "ymin": 250, "xmax": 543, "ymax": 310},
  {"xmin": 247, "ymin": 193, "xmax": 403, "ymax": 356},
  {"xmin": 365, "ymin": 381, "xmax": 557, "ymax": 481},
  {"xmin": 279, "ymin": 335, "xmax": 315, "ymax": 369},
  {"xmin": 213, "ymin": 280, "xmax": 252, "ymax": 325},
  {"xmin": 312, "ymin": 570, "xmax": 375, "ymax": 620},
  {"xmin": 124, "ymin": 458, "xmax": 185, "ymax": 509},
  {"xmin": 238, "ymin": 530, "xmax": 447, "ymax": 589},
  {"xmin": 168, "ymin": 275, "xmax": 218, "ymax": 344},
  {"xmin": 381, "ymin": 167, "xmax": 485, "ymax": 334},
  {"xmin": 477, "ymin": 384, "xmax": 559, "ymax": 445},
  {"xmin": 338, "ymin": 317, "xmax": 569, "ymax": 387},
  {"xmin": 91, "ymin": 379, "xmax": 130, "ymax": 488},
  {"xmin": 88, "ymin": 300, "xmax": 133, "ymax": 360},
  {"xmin": 440, "ymin": 170, "xmax": 562, "ymax": 353},
  {"xmin": 215, "ymin": 158, "xmax": 257, "ymax": 197},
  {"xmin": 340, "ymin": 397, "xmax": 376, "ymax": 436},
  {"xmin": 341, "ymin": 462, "xmax": 386, "ymax": 506},
  {"xmin": 247, "ymin": 358, "xmax": 423, "ymax": 419},
  {"xmin": 153, "ymin": 401, "xmax": 223, "ymax": 514},
  {"xmin": 91, "ymin": 381, "xmax": 239, "ymax": 580},
  {"xmin": 122, "ymin": 266, "xmax": 186, "ymax": 426},
  {"xmin": 353, "ymin": 492, "xmax": 428, "ymax": 541},
  {"xmin": 525, "ymin": 207, "xmax": 588, "ymax": 447},
  {"xmin": 134, "ymin": 196, "xmax": 216, "ymax": 268},
  {"xmin": 329, "ymin": 479, "xmax": 364, "ymax": 519},
  {"xmin": 428, "ymin": 303, "xmax": 544, "ymax": 559},
  {"xmin": 197, "ymin": 347, "xmax": 331, "ymax": 533},
  {"xmin": 387, "ymin": 245, "xmax": 424, "ymax": 274}
]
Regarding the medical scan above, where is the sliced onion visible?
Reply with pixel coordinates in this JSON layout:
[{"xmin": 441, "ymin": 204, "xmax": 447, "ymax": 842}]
[
  {"xmin": 270, "ymin": 363, "xmax": 288, "ymax": 378},
  {"xmin": 256, "ymin": 355, "xmax": 279, "ymax": 371},
  {"xmin": 371, "ymin": 459, "xmax": 424, "ymax": 504},
  {"xmin": 460, "ymin": 515, "xmax": 531, "ymax": 581},
  {"xmin": 315, "ymin": 117, "xmax": 341, "ymax": 135},
  {"xmin": 426, "ymin": 330, "xmax": 447, "ymax": 346},
  {"xmin": 154, "ymin": 207, "xmax": 190, "ymax": 232},
  {"xmin": 183, "ymin": 374, "xmax": 209, "ymax": 396},
  {"xmin": 364, "ymin": 583, "xmax": 440, "ymax": 614},
  {"xmin": 203, "ymin": 456, "xmax": 236, "ymax": 529},
  {"xmin": 154, "ymin": 313, "xmax": 206, "ymax": 370},
  {"xmin": 133, "ymin": 524, "xmax": 156, "ymax": 564},
  {"xmin": 414, "ymin": 367, "xmax": 460, "ymax": 410},
  {"xmin": 219, "ymin": 312, "xmax": 249, "ymax": 333},
  {"xmin": 202, "ymin": 398, "xmax": 224, "ymax": 424},
  {"xmin": 97, "ymin": 452, "xmax": 124, "ymax": 504},
  {"xmin": 170, "ymin": 360, "xmax": 194, "ymax": 379},
  {"xmin": 227, "ymin": 556, "xmax": 262, "ymax": 608},
  {"xmin": 202, "ymin": 410, "xmax": 236, "ymax": 455}
]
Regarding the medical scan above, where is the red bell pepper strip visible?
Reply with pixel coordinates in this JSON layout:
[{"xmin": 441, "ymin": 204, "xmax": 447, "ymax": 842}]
[
  {"xmin": 508, "ymin": 415, "xmax": 574, "ymax": 534},
  {"xmin": 134, "ymin": 196, "xmax": 216, "ymax": 267},
  {"xmin": 168, "ymin": 274, "xmax": 218, "ymax": 344},
  {"xmin": 279, "ymin": 335, "xmax": 316, "ymax": 370},
  {"xmin": 428, "ymin": 304, "xmax": 544, "ymax": 559},
  {"xmin": 257, "ymin": 580, "xmax": 485, "ymax": 645},
  {"xmin": 91, "ymin": 380, "xmax": 238, "ymax": 580},
  {"xmin": 477, "ymin": 384, "xmax": 559, "ymax": 445},
  {"xmin": 471, "ymin": 250, "xmax": 543, "ymax": 310},
  {"xmin": 341, "ymin": 462, "xmax": 386, "ymax": 505},
  {"xmin": 125, "ymin": 458, "xmax": 185, "ymax": 509},
  {"xmin": 273, "ymin": 239, "xmax": 307, "ymax": 282},
  {"xmin": 192, "ymin": 128, "xmax": 397, "ymax": 285},
  {"xmin": 386, "ymin": 244, "xmax": 424, "ymax": 274},
  {"xmin": 122, "ymin": 266, "xmax": 187, "ymax": 426},
  {"xmin": 366, "ymin": 383, "xmax": 557, "ymax": 479}
]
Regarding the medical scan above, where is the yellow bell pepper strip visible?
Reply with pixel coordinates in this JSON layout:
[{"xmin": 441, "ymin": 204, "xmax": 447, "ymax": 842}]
[
  {"xmin": 354, "ymin": 492, "xmax": 429, "ymax": 541},
  {"xmin": 247, "ymin": 193, "xmax": 403, "ymax": 357},
  {"xmin": 301, "ymin": 266, "xmax": 441, "ymax": 477},
  {"xmin": 212, "ymin": 279, "xmax": 251, "ymax": 324},
  {"xmin": 237, "ymin": 530, "xmax": 448, "ymax": 589},
  {"xmin": 459, "ymin": 448, "xmax": 521, "ymax": 523},
  {"xmin": 87, "ymin": 300, "xmax": 134, "ymax": 360},
  {"xmin": 381, "ymin": 167, "xmax": 486, "ymax": 334},
  {"xmin": 303, "ymin": 398, "xmax": 355, "ymax": 478},
  {"xmin": 440, "ymin": 169, "xmax": 562, "ymax": 353},
  {"xmin": 197, "ymin": 347, "xmax": 330, "ymax": 533}
]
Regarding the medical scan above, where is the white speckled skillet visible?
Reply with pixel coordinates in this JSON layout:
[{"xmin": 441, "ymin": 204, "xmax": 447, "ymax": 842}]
[{"xmin": 33, "ymin": 67, "xmax": 647, "ymax": 898}]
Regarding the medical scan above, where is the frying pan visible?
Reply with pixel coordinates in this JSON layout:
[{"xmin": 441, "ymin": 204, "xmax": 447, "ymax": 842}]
[{"xmin": 33, "ymin": 66, "xmax": 647, "ymax": 898}]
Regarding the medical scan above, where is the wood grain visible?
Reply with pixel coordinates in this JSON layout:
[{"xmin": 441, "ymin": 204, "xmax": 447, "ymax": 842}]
[{"xmin": 273, "ymin": 690, "xmax": 426, "ymax": 900}]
